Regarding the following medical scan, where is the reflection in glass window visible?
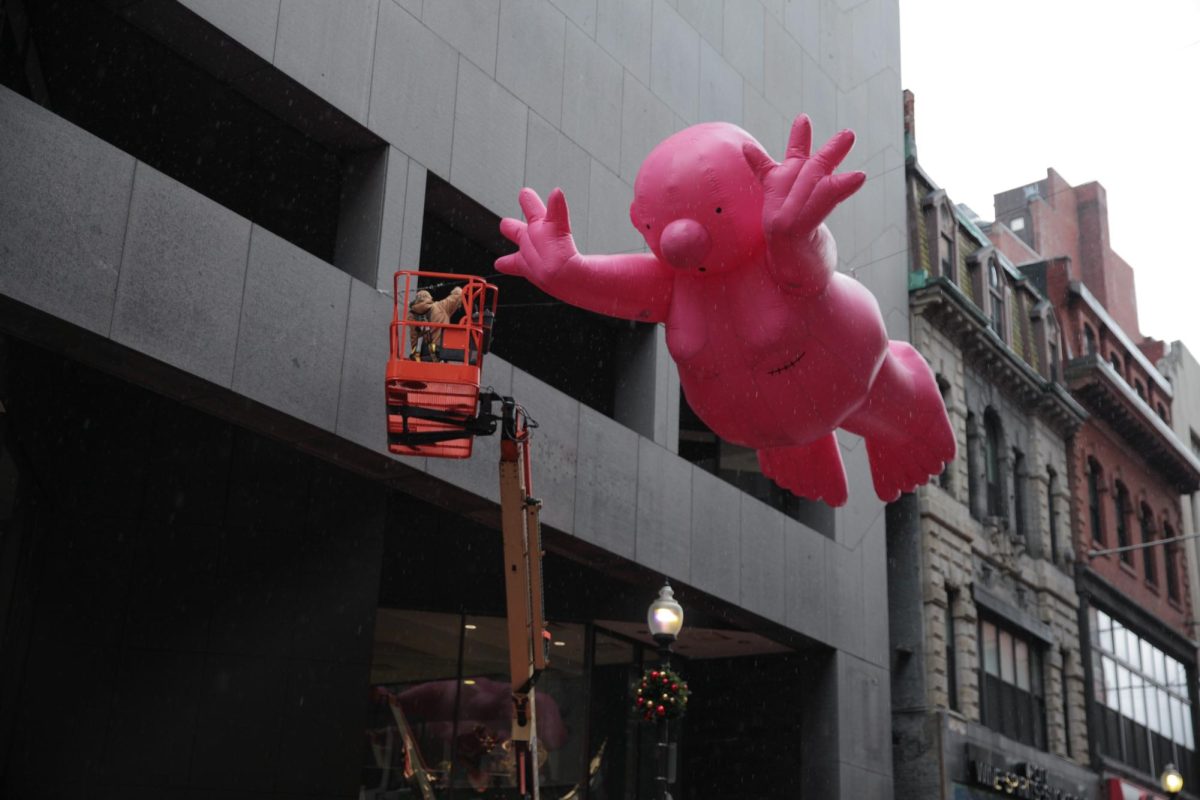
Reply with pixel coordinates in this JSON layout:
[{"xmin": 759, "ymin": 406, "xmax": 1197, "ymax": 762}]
[
  {"xmin": 1089, "ymin": 606, "xmax": 1197, "ymax": 782},
  {"xmin": 363, "ymin": 610, "xmax": 590, "ymax": 798}
]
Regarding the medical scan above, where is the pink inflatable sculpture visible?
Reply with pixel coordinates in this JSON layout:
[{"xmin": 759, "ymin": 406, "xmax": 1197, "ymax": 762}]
[{"xmin": 497, "ymin": 115, "xmax": 954, "ymax": 505}]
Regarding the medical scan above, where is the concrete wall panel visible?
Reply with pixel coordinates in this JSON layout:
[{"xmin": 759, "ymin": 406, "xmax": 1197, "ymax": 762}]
[
  {"xmin": 562, "ymin": 24, "xmax": 623, "ymax": 174},
  {"xmin": 233, "ymin": 227, "xmax": 351, "ymax": 432},
  {"xmin": 635, "ymin": 437, "xmax": 693, "ymax": 580},
  {"xmin": 740, "ymin": 493, "xmax": 786, "ymax": 622},
  {"xmin": 369, "ymin": 1, "xmax": 459, "ymax": 177},
  {"xmin": 423, "ymin": 0, "xmax": 500, "ymax": 77},
  {"xmin": 690, "ymin": 466, "xmax": 741, "ymax": 603},
  {"xmin": 112, "ymin": 165, "xmax": 250, "ymax": 387},
  {"xmin": 451, "ymin": 60, "xmax": 529, "ymax": 218},
  {"xmin": 274, "ymin": 0, "xmax": 378, "ymax": 122},
  {"xmin": 574, "ymin": 405, "xmax": 639, "ymax": 558},
  {"xmin": 497, "ymin": 0, "xmax": 567, "ymax": 127},
  {"xmin": 513, "ymin": 368, "xmax": 580, "ymax": 533},
  {"xmin": 698, "ymin": 39, "xmax": 743, "ymax": 125},
  {"xmin": 597, "ymin": 0, "xmax": 651, "ymax": 85},
  {"xmin": 722, "ymin": 0, "xmax": 764, "ymax": 91},
  {"xmin": 650, "ymin": 0, "xmax": 700, "ymax": 121},
  {"xmin": 620, "ymin": 71, "xmax": 678, "ymax": 184},
  {"xmin": 0, "ymin": 86, "xmax": 133, "ymax": 338}
]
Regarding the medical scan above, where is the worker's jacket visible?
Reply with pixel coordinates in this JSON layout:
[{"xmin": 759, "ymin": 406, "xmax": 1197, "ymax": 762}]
[{"xmin": 408, "ymin": 287, "xmax": 463, "ymax": 360}]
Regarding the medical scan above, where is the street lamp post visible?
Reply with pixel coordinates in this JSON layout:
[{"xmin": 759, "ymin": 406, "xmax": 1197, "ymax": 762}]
[
  {"xmin": 1161, "ymin": 764, "xmax": 1184, "ymax": 799},
  {"xmin": 647, "ymin": 581, "xmax": 684, "ymax": 800}
]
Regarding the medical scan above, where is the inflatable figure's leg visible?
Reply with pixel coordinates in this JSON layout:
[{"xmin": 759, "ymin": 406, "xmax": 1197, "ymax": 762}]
[
  {"xmin": 843, "ymin": 341, "xmax": 955, "ymax": 502},
  {"xmin": 757, "ymin": 434, "xmax": 849, "ymax": 507}
]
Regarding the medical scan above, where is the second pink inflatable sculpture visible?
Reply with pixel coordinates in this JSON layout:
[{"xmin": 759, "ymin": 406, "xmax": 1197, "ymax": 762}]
[{"xmin": 497, "ymin": 115, "xmax": 954, "ymax": 506}]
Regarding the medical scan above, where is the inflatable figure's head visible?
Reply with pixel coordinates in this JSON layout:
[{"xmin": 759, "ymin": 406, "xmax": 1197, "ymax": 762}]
[{"xmin": 631, "ymin": 122, "xmax": 769, "ymax": 275}]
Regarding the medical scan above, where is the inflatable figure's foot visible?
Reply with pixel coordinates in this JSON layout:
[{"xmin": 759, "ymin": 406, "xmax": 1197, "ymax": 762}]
[
  {"xmin": 757, "ymin": 434, "xmax": 849, "ymax": 507},
  {"xmin": 846, "ymin": 341, "xmax": 956, "ymax": 502}
]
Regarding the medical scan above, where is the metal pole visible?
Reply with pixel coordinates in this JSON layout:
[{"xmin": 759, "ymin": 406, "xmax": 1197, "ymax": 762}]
[
  {"xmin": 655, "ymin": 638, "xmax": 673, "ymax": 800},
  {"xmin": 1086, "ymin": 531, "xmax": 1200, "ymax": 559}
]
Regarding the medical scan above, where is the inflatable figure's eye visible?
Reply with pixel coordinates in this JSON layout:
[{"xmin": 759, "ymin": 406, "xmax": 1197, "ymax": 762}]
[
  {"xmin": 715, "ymin": 207, "xmax": 722, "ymax": 214},
  {"xmin": 645, "ymin": 223, "xmax": 652, "ymax": 229}
]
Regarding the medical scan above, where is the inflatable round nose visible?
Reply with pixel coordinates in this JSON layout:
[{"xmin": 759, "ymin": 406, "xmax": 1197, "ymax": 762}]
[{"xmin": 660, "ymin": 219, "xmax": 711, "ymax": 270}]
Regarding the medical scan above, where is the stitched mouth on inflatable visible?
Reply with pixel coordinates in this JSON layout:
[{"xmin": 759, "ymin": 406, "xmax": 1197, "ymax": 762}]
[{"xmin": 767, "ymin": 351, "xmax": 806, "ymax": 376}]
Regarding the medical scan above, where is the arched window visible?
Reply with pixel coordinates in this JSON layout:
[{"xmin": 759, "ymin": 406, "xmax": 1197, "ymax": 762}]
[
  {"xmin": 985, "ymin": 410, "xmax": 1004, "ymax": 517},
  {"xmin": 1114, "ymin": 483, "xmax": 1132, "ymax": 564},
  {"xmin": 1087, "ymin": 458, "xmax": 1104, "ymax": 544},
  {"xmin": 1134, "ymin": 380, "xmax": 1146, "ymax": 402},
  {"xmin": 1164, "ymin": 522, "xmax": 1181, "ymax": 602},
  {"xmin": 1140, "ymin": 504, "xmax": 1157, "ymax": 585},
  {"xmin": 1084, "ymin": 324, "xmax": 1097, "ymax": 355},
  {"xmin": 1110, "ymin": 352, "xmax": 1123, "ymax": 379},
  {"xmin": 989, "ymin": 263, "xmax": 1006, "ymax": 342}
]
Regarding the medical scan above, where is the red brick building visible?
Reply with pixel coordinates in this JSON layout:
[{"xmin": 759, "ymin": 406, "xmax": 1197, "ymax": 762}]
[{"xmin": 989, "ymin": 176, "xmax": 1200, "ymax": 791}]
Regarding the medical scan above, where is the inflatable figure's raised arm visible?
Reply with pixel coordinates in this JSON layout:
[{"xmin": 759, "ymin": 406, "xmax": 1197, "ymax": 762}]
[
  {"xmin": 742, "ymin": 115, "xmax": 866, "ymax": 297},
  {"xmin": 497, "ymin": 188, "xmax": 674, "ymax": 323}
]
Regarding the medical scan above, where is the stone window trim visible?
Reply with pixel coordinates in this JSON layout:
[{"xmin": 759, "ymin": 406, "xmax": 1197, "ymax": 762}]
[
  {"xmin": 973, "ymin": 583, "xmax": 1056, "ymax": 646},
  {"xmin": 922, "ymin": 191, "xmax": 958, "ymax": 283},
  {"xmin": 983, "ymin": 408, "xmax": 1007, "ymax": 521},
  {"xmin": 1032, "ymin": 304, "xmax": 1063, "ymax": 382},
  {"xmin": 967, "ymin": 247, "xmax": 1009, "ymax": 343}
]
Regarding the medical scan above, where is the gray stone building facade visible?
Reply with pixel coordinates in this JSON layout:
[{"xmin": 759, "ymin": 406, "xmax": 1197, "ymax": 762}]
[
  {"xmin": 1156, "ymin": 342, "xmax": 1200, "ymax": 635},
  {"xmin": 890, "ymin": 94, "xmax": 1097, "ymax": 800},
  {"xmin": 0, "ymin": 1, "xmax": 906, "ymax": 797}
]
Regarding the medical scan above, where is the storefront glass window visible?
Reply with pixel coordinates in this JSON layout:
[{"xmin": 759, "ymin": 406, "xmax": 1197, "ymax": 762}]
[
  {"xmin": 1089, "ymin": 606, "xmax": 1197, "ymax": 783},
  {"xmin": 362, "ymin": 610, "xmax": 590, "ymax": 798}
]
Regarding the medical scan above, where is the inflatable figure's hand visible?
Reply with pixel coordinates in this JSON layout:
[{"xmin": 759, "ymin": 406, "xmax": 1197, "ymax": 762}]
[
  {"xmin": 743, "ymin": 115, "xmax": 865, "ymax": 245},
  {"xmin": 497, "ymin": 188, "xmax": 581, "ymax": 286}
]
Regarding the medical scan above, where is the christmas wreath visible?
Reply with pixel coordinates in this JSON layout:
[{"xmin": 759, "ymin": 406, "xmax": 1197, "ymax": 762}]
[{"xmin": 632, "ymin": 666, "xmax": 690, "ymax": 721}]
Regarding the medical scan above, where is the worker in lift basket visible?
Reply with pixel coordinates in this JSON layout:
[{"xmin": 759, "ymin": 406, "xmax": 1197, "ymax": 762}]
[{"xmin": 407, "ymin": 285, "xmax": 463, "ymax": 361}]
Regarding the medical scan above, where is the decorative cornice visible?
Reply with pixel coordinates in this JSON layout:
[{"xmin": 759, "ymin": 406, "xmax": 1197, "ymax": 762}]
[
  {"xmin": 1064, "ymin": 354, "xmax": 1200, "ymax": 492},
  {"xmin": 910, "ymin": 277, "xmax": 1087, "ymax": 437}
]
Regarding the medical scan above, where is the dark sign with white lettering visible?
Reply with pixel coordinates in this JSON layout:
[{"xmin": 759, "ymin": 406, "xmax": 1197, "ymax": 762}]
[{"xmin": 967, "ymin": 747, "xmax": 1086, "ymax": 800}]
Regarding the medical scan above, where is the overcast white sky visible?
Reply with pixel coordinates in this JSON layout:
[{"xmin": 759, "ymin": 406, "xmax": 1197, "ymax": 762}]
[{"xmin": 899, "ymin": 0, "xmax": 1200, "ymax": 347}]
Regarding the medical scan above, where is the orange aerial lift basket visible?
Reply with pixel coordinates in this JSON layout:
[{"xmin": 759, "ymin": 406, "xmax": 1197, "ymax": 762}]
[{"xmin": 386, "ymin": 270, "xmax": 499, "ymax": 459}]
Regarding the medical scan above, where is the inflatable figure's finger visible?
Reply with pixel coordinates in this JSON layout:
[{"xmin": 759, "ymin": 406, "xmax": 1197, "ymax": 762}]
[
  {"xmin": 499, "ymin": 217, "xmax": 527, "ymax": 244},
  {"xmin": 807, "ymin": 171, "xmax": 866, "ymax": 216},
  {"xmin": 786, "ymin": 171, "xmax": 864, "ymax": 231},
  {"xmin": 495, "ymin": 252, "xmax": 527, "ymax": 275},
  {"xmin": 742, "ymin": 142, "xmax": 777, "ymax": 182},
  {"xmin": 785, "ymin": 114, "xmax": 813, "ymax": 160},
  {"xmin": 518, "ymin": 187, "xmax": 547, "ymax": 222},
  {"xmin": 545, "ymin": 188, "xmax": 572, "ymax": 230},
  {"xmin": 811, "ymin": 129, "xmax": 856, "ymax": 173}
]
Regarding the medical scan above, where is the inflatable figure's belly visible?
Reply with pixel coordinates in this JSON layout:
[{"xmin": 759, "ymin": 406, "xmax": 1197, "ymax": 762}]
[{"xmin": 678, "ymin": 353, "xmax": 855, "ymax": 448}]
